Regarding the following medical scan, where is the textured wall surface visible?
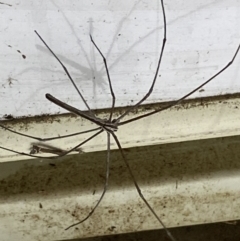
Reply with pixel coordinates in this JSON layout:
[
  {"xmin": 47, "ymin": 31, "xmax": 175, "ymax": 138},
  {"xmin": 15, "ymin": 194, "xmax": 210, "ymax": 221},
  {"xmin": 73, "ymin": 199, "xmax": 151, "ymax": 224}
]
[{"xmin": 0, "ymin": 0, "xmax": 239, "ymax": 118}]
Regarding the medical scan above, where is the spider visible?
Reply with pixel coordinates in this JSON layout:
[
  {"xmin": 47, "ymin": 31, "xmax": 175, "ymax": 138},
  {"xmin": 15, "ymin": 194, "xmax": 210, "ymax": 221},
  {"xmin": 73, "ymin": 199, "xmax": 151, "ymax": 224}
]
[{"xmin": 0, "ymin": 1, "xmax": 239, "ymax": 240}]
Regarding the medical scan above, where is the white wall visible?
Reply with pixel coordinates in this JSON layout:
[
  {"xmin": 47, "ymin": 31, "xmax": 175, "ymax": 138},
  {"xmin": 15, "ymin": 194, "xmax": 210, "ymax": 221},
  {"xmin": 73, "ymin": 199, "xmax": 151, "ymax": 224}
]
[{"xmin": 0, "ymin": 0, "xmax": 240, "ymax": 119}]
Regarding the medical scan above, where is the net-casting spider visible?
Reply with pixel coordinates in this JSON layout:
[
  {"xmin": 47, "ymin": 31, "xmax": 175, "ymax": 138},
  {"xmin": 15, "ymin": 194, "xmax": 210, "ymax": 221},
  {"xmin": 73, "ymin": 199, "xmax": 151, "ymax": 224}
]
[{"xmin": 0, "ymin": 1, "xmax": 239, "ymax": 240}]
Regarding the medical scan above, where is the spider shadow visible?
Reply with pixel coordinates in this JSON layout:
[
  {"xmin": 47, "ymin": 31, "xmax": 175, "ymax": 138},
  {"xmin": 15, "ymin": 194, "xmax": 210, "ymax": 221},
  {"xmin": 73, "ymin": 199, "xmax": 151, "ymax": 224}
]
[
  {"xmin": 13, "ymin": 1, "xmax": 162, "ymax": 114},
  {"xmin": 14, "ymin": 0, "xmax": 223, "ymax": 117}
]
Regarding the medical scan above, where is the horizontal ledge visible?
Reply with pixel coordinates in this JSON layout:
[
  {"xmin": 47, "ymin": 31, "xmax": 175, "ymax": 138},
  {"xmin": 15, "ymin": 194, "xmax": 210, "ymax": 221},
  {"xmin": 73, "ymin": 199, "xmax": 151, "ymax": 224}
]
[
  {"xmin": 0, "ymin": 135, "xmax": 240, "ymax": 240},
  {"xmin": 0, "ymin": 93, "xmax": 240, "ymax": 163}
]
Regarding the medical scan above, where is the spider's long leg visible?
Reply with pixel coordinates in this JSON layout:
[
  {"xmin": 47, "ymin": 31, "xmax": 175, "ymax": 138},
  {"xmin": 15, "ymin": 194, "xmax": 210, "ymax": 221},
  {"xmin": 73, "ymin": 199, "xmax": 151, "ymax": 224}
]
[
  {"xmin": 115, "ymin": 0, "xmax": 166, "ymax": 122},
  {"xmin": 90, "ymin": 35, "xmax": 116, "ymax": 121},
  {"xmin": 0, "ymin": 129, "xmax": 103, "ymax": 159},
  {"xmin": 65, "ymin": 131, "xmax": 111, "ymax": 230},
  {"xmin": 0, "ymin": 123, "xmax": 101, "ymax": 141},
  {"xmin": 34, "ymin": 30, "xmax": 94, "ymax": 116},
  {"xmin": 111, "ymin": 131, "xmax": 176, "ymax": 241},
  {"xmin": 119, "ymin": 43, "xmax": 240, "ymax": 126}
]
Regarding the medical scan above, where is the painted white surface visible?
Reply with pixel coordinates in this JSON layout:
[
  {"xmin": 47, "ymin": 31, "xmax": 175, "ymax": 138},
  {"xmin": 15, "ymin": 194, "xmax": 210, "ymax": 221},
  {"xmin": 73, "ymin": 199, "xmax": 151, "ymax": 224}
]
[{"xmin": 0, "ymin": 0, "xmax": 240, "ymax": 118}]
